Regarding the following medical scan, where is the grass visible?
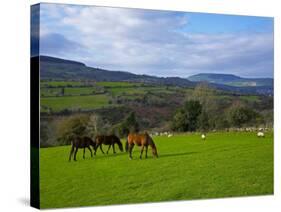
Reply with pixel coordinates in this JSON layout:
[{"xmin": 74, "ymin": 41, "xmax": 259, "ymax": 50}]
[
  {"xmin": 39, "ymin": 132, "xmax": 273, "ymax": 209},
  {"xmin": 64, "ymin": 87, "xmax": 96, "ymax": 96},
  {"xmin": 239, "ymin": 95, "xmax": 260, "ymax": 102},
  {"xmin": 96, "ymin": 81, "xmax": 143, "ymax": 87},
  {"xmin": 41, "ymin": 81, "xmax": 85, "ymax": 87},
  {"xmin": 41, "ymin": 87, "xmax": 62, "ymax": 97},
  {"xmin": 40, "ymin": 94, "xmax": 110, "ymax": 112}
]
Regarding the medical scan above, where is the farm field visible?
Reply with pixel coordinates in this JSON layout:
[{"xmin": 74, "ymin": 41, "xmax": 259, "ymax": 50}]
[
  {"xmin": 40, "ymin": 132, "xmax": 273, "ymax": 209},
  {"xmin": 40, "ymin": 81, "xmax": 262, "ymax": 113},
  {"xmin": 40, "ymin": 94, "xmax": 111, "ymax": 112}
]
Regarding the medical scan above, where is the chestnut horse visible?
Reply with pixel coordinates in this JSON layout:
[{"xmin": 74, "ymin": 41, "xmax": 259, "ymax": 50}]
[
  {"xmin": 126, "ymin": 132, "xmax": 158, "ymax": 159},
  {"xmin": 69, "ymin": 136, "xmax": 96, "ymax": 161},
  {"xmin": 94, "ymin": 135, "xmax": 123, "ymax": 155}
]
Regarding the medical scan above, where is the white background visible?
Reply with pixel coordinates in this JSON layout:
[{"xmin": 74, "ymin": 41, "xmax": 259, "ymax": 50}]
[{"xmin": 0, "ymin": 0, "xmax": 280, "ymax": 211}]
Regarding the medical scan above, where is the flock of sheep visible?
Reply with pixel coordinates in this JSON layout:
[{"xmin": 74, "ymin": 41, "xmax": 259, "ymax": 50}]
[{"xmin": 150, "ymin": 129, "xmax": 266, "ymax": 141}]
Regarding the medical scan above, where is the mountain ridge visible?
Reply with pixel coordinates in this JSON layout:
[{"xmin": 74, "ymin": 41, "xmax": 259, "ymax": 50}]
[
  {"xmin": 188, "ymin": 73, "xmax": 273, "ymax": 87},
  {"xmin": 34, "ymin": 55, "xmax": 273, "ymax": 95}
]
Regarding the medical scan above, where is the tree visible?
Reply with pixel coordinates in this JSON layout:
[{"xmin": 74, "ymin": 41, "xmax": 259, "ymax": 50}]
[
  {"xmin": 171, "ymin": 108, "xmax": 189, "ymax": 131},
  {"xmin": 197, "ymin": 110, "xmax": 210, "ymax": 132},
  {"xmin": 171, "ymin": 100, "xmax": 202, "ymax": 132},
  {"xmin": 56, "ymin": 114, "xmax": 90, "ymax": 145},
  {"xmin": 124, "ymin": 112, "xmax": 139, "ymax": 133},
  {"xmin": 113, "ymin": 112, "xmax": 140, "ymax": 137},
  {"xmin": 188, "ymin": 83, "xmax": 219, "ymax": 129},
  {"xmin": 228, "ymin": 103, "xmax": 260, "ymax": 127}
]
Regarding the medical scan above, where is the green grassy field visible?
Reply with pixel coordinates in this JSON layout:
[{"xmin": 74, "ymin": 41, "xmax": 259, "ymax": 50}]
[
  {"xmin": 96, "ymin": 81, "xmax": 143, "ymax": 87},
  {"xmin": 40, "ymin": 94, "xmax": 110, "ymax": 112},
  {"xmin": 40, "ymin": 81, "xmax": 263, "ymax": 113},
  {"xmin": 40, "ymin": 132, "xmax": 273, "ymax": 209},
  {"xmin": 41, "ymin": 81, "xmax": 85, "ymax": 87}
]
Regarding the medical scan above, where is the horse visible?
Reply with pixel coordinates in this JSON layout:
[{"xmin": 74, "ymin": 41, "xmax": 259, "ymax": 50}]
[
  {"xmin": 94, "ymin": 135, "xmax": 123, "ymax": 155},
  {"xmin": 68, "ymin": 136, "xmax": 96, "ymax": 161},
  {"xmin": 126, "ymin": 132, "xmax": 158, "ymax": 160}
]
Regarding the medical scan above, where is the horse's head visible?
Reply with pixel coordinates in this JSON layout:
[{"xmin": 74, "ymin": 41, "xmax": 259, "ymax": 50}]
[
  {"xmin": 148, "ymin": 137, "xmax": 158, "ymax": 158},
  {"xmin": 152, "ymin": 144, "xmax": 158, "ymax": 158}
]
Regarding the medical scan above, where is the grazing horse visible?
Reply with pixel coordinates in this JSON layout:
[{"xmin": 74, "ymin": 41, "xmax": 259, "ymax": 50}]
[
  {"xmin": 94, "ymin": 135, "xmax": 123, "ymax": 155},
  {"xmin": 126, "ymin": 132, "xmax": 158, "ymax": 159},
  {"xmin": 69, "ymin": 136, "xmax": 96, "ymax": 161}
]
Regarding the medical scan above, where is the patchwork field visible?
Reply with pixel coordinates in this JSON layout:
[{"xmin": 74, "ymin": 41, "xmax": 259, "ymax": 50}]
[
  {"xmin": 40, "ymin": 94, "xmax": 111, "ymax": 112},
  {"xmin": 40, "ymin": 81, "xmax": 262, "ymax": 113},
  {"xmin": 39, "ymin": 132, "xmax": 273, "ymax": 209}
]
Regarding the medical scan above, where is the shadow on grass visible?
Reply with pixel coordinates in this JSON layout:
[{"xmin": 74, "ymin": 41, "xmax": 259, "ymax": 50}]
[
  {"xmin": 159, "ymin": 151, "xmax": 198, "ymax": 158},
  {"xmin": 68, "ymin": 151, "xmax": 198, "ymax": 162},
  {"xmin": 125, "ymin": 151, "xmax": 199, "ymax": 160}
]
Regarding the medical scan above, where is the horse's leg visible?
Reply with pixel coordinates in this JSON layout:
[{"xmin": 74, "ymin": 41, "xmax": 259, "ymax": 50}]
[
  {"xmin": 106, "ymin": 144, "xmax": 111, "ymax": 154},
  {"xmin": 145, "ymin": 145, "xmax": 148, "ymax": 158},
  {"xmin": 83, "ymin": 147, "xmax": 86, "ymax": 159},
  {"xmin": 94, "ymin": 143, "xmax": 99, "ymax": 155},
  {"xmin": 140, "ymin": 145, "xmax": 144, "ymax": 159},
  {"xmin": 74, "ymin": 147, "xmax": 78, "ymax": 161},
  {"xmin": 129, "ymin": 144, "xmax": 134, "ymax": 160},
  {"xmin": 87, "ymin": 146, "xmax": 93, "ymax": 158},
  {"xmin": 112, "ymin": 143, "xmax": 116, "ymax": 154},
  {"xmin": 100, "ymin": 144, "xmax": 105, "ymax": 154},
  {"xmin": 69, "ymin": 145, "xmax": 75, "ymax": 162}
]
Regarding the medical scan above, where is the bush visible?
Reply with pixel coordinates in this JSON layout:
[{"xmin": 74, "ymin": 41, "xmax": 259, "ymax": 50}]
[
  {"xmin": 228, "ymin": 104, "xmax": 260, "ymax": 127},
  {"xmin": 56, "ymin": 114, "xmax": 90, "ymax": 145},
  {"xmin": 171, "ymin": 100, "xmax": 202, "ymax": 132}
]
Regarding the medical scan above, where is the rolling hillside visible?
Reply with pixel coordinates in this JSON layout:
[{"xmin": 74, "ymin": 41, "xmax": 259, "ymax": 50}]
[
  {"xmin": 34, "ymin": 56, "xmax": 273, "ymax": 95},
  {"xmin": 188, "ymin": 73, "xmax": 273, "ymax": 87}
]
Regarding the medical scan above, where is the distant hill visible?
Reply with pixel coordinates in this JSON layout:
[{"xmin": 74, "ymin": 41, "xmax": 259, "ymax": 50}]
[
  {"xmin": 36, "ymin": 55, "xmax": 195, "ymax": 87},
  {"xmin": 33, "ymin": 56, "xmax": 273, "ymax": 95},
  {"xmin": 188, "ymin": 73, "xmax": 273, "ymax": 87}
]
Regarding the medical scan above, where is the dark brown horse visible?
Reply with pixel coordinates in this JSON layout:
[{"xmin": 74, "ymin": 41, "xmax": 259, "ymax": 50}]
[
  {"xmin": 69, "ymin": 136, "xmax": 96, "ymax": 161},
  {"xmin": 126, "ymin": 132, "xmax": 158, "ymax": 159},
  {"xmin": 94, "ymin": 135, "xmax": 123, "ymax": 155}
]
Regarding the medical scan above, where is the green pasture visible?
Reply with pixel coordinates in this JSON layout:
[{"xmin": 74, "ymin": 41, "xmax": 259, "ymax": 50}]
[
  {"xmin": 39, "ymin": 132, "xmax": 273, "ymax": 208},
  {"xmin": 239, "ymin": 95, "xmax": 260, "ymax": 102},
  {"xmin": 96, "ymin": 81, "xmax": 143, "ymax": 87},
  {"xmin": 41, "ymin": 87, "xmax": 62, "ymax": 97},
  {"xmin": 41, "ymin": 81, "xmax": 85, "ymax": 87},
  {"xmin": 40, "ymin": 94, "xmax": 110, "ymax": 112},
  {"xmin": 107, "ymin": 86, "xmax": 174, "ymax": 96}
]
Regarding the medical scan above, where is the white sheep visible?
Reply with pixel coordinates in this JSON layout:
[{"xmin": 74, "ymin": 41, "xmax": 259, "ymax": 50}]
[
  {"xmin": 201, "ymin": 134, "xmax": 206, "ymax": 140},
  {"xmin": 168, "ymin": 134, "xmax": 173, "ymax": 138},
  {"xmin": 257, "ymin": 132, "xmax": 265, "ymax": 138}
]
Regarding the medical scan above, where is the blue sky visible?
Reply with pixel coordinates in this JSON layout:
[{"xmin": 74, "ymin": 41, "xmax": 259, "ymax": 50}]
[{"xmin": 36, "ymin": 3, "xmax": 274, "ymax": 78}]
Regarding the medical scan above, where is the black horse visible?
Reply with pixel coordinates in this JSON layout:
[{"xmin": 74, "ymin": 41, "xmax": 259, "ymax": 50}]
[
  {"xmin": 95, "ymin": 135, "xmax": 123, "ymax": 155},
  {"xmin": 69, "ymin": 136, "xmax": 96, "ymax": 161}
]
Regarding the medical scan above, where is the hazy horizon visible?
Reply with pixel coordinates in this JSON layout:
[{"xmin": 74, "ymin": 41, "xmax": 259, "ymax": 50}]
[{"xmin": 33, "ymin": 3, "xmax": 274, "ymax": 78}]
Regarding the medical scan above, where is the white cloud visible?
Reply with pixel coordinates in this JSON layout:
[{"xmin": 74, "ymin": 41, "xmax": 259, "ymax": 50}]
[{"xmin": 39, "ymin": 4, "xmax": 273, "ymax": 78}]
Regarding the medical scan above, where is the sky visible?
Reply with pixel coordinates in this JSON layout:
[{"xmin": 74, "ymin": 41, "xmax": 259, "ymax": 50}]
[{"xmin": 35, "ymin": 3, "xmax": 274, "ymax": 78}]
